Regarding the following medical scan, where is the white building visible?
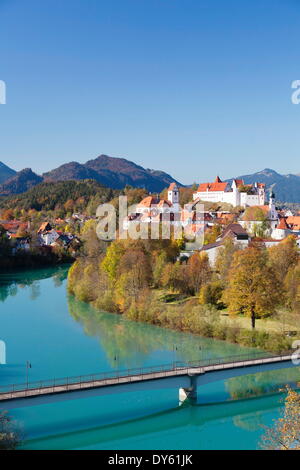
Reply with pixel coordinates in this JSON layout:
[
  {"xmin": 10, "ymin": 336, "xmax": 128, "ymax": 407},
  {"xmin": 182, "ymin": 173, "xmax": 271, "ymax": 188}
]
[
  {"xmin": 193, "ymin": 176, "xmax": 265, "ymax": 208},
  {"xmin": 271, "ymin": 217, "xmax": 291, "ymax": 240},
  {"xmin": 123, "ymin": 183, "xmax": 182, "ymax": 230},
  {"xmin": 37, "ymin": 222, "xmax": 60, "ymax": 246},
  {"xmin": 239, "ymin": 192, "xmax": 279, "ymax": 234}
]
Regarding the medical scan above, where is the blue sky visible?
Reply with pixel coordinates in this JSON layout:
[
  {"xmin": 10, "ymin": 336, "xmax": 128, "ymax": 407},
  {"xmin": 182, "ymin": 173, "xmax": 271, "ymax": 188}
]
[{"xmin": 0, "ymin": 0, "xmax": 300, "ymax": 184}]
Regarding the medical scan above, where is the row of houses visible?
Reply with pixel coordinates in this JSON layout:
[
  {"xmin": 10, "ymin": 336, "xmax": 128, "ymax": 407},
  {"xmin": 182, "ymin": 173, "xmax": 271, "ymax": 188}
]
[
  {"xmin": 124, "ymin": 179, "xmax": 300, "ymax": 237},
  {"xmin": 197, "ymin": 222, "xmax": 300, "ymax": 265},
  {"xmin": 123, "ymin": 178, "xmax": 300, "ymax": 264},
  {"xmin": 0, "ymin": 220, "xmax": 80, "ymax": 254}
]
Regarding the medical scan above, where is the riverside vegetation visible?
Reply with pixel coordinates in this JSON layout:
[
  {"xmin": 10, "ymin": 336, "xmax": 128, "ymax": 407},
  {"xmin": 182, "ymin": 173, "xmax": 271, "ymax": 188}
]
[{"xmin": 68, "ymin": 222, "xmax": 300, "ymax": 353}]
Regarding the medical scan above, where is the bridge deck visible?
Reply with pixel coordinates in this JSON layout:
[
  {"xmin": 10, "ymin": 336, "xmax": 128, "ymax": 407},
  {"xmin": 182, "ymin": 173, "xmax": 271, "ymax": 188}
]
[{"xmin": 0, "ymin": 353, "xmax": 294, "ymax": 403}]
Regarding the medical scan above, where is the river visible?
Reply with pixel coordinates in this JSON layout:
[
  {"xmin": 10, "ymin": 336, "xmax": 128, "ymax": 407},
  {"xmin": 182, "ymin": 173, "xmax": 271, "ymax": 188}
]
[{"xmin": 0, "ymin": 266, "xmax": 299, "ymax": 450}]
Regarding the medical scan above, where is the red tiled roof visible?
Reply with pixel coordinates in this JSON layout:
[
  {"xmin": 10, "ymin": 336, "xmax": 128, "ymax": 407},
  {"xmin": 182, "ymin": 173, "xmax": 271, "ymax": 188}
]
[
  {"xmin": 197, "ymin": 182, "xmax": 228, "ymax": 192},
  {"xmin": 168, "ymin": 182, "xmax": 178, "ymax": 191},
  {"xmin": 1, "ymin": 222, "xmax": 28, "ymax": 232},
  {"xmin": 38, "ymin": 222, "xmax": 52, "ymax": 233},
  {"xmin": 286, "ymin": 216, "xmax": 300, "ymax": 231},
  {"xmin": 137, "ymin": 196, "xmax": 160, "ymax": 208},
  {"xmin": 277, "ymin": 218, "xmax": 289, "ymax": 230}
]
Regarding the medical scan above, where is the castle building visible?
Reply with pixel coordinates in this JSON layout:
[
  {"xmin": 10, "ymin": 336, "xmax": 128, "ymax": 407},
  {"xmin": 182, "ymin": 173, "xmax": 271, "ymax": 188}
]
[{"xmin": 193, "ymin": 176, "xmax": 265, "ymax": 208}]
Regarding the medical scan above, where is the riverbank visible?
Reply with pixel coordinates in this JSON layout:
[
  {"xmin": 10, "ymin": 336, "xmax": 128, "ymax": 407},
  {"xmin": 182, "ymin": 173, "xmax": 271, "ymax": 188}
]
[
  {"xmin": 1, "ymin": 265, "xmax": 299, "ymax": 450},
  {"xmin": 67, "ymin": 235, "xmax": 300, "ymax": 355},
  {"xmin": 68, "ymin": 266, "xmax": 293, "ymax": 354}
]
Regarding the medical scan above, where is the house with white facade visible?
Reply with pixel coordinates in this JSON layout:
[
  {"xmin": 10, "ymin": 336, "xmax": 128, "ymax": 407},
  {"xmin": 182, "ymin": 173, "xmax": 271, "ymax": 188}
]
[
  {"xmin": 239, "ymin": 191, "xmax": 278, "ymax": 234},
  {"xmin": 193, "ymin": 176, "xmax": 265, "ymax": 208},
  {"xmin": 37, "ymin": 222, "xmax": 60, "ymax": 246},
  {"xmin": 123, "ymin": 183, "xmax": 182, "ymax": 230}
]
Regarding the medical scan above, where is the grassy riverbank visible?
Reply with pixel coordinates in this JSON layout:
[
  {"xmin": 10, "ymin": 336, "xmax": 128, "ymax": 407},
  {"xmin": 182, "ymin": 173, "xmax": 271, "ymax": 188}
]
[
  {"xmin": 68, "ymin": 268, "xmax": 294, "ymax": 354},
  {"xmin": 67, "ymin": 235, "xmax": 300, "ymax": 355},
  {"xmin": 118, "ymin": 294, "xmax": 294, "ymax": 353}
]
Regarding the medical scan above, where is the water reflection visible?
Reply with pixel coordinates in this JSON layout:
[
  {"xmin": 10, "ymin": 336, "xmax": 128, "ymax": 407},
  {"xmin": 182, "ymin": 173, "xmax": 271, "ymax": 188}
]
[
  {"xmin": 226, "ymin": 367, "xmax": 300, "ymax": 400},
  {"xmin": 0, "ymin": 266, "xmax": 69, "ymax": 303},
  {"xmin": 20, "ymin": 392, "xmax": 283, "ymax": 450},
  {"xmin": 67, "ymin": 294, "xmax": 263, "ymax": 370}
]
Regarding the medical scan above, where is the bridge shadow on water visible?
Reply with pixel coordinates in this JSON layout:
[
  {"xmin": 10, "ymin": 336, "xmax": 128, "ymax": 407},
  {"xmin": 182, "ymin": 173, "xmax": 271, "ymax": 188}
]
[
  {"xmin": 19, "ymin": 389, "xmax": 288, "ymax": 450},
  {"xmin": 17, "ymin": 366, "xmax": 300, "ymax": 450}
]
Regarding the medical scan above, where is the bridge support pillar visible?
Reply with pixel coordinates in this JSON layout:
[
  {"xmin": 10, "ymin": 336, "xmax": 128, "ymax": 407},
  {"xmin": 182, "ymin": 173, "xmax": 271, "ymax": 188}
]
[{"xmin": 179, "ymin": 374, "xmax": 197, "ymax": 405}]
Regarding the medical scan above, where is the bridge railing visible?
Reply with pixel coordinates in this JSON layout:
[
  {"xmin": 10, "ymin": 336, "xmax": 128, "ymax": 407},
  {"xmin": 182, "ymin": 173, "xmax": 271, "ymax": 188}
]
[{"xmin": 0, "ymin": 350, "xmax": 293, "ymax": 397}]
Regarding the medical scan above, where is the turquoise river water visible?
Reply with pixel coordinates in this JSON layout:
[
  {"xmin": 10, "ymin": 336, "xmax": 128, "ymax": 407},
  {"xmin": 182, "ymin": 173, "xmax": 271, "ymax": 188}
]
[{"xmin": 0, "ymin": 266, "xmax": 299, "ymax": 450}]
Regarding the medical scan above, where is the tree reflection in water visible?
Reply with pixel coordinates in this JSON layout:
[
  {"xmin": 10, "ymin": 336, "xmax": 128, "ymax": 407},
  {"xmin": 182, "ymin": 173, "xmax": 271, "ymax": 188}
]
[
  {"xmin": 226, "ymin": 368, "xmax": 300, "ymax": 401},
  {"xmin": 0, "ymin": 266, "xmax": 69, "ymax": 303},
  {"xmin": 67, "ymin": 294, "xmax": 262, "ymax": 370}
]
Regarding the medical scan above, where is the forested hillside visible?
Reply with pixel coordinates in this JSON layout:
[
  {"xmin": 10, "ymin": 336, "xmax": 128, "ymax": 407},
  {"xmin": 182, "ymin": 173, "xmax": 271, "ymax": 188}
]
[{"xmin": 0, "ymin": 180, "xmax": 117, "ymax": 212}]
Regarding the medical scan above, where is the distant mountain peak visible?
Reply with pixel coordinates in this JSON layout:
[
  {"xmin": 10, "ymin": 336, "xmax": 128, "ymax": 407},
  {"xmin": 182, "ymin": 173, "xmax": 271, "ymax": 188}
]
[
  {"xmin": 0, "ymin": 168, "xmax": 43, "ymax": 196},
  {"xmin": 227, "ymin": 168, "xmax": 300, "ymax": 203},
  {"xmin": 257, "ymin": 168, "xmax": 280, "ymax": 176},
  {"xmin": 45, "ymin": 154, "xmax": 182, "ymax": 192},
  {"xmin": 0, "ymin": 161, "xmax": 16, "ymax": 184}
]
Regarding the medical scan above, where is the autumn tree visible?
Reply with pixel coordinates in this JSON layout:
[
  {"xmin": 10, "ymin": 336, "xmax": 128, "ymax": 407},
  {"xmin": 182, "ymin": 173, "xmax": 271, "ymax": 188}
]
[
  {"xmin": 204, "ymin": 224, "xmax": 222, "ymax": 245},
  {"xmin": 261, "ymin": 386, "xmax": 300, "ymax": 450},
  {"xmin": 64, "ymin": 199, "xmax": 75, "ymax": 213},
  {"xmin": 161, "ymin": 262, "xmax": 189, "ymax": 294},
  {"xmin": 214, "ymin": 238, "xmax": 241, "ymax": 282},
  {"xmin": 268, "ymin": 235, "xmax": 299, "ymax": 283},
  {"xmin": 199, "ymin": 280, "xmax": 224, "ymax": 308},
  {"xmin": 0, "ymin": 411, "xmax": 21, "ymax": 450},
  {"xmin": 81, "ymin": 219, "xmax": 106, "ymax": 258},
  {"xmin": 152, "ymin": 252, "xmax": 168, "ymax": 288},
  {"xmin": 243, "ymin": 206, "xmax": 267, "ymax": 222},
  {"xmin": 285, "ymin": 261, "xmax": 300, "ymax": 313},
  {"xmin": 187, "ymin": 252, "xmax": 211, "ymax": 295},
  {"xmin": 222, "ymin": 247, "xmax": 282, "ymax": 329},
  {"xmin": 115, "ymin": 248, "xmax": 152, "ymax": 309},
  {"xmin": 1, "ymin": 209, "xmax": 14, "ymax": 221}
]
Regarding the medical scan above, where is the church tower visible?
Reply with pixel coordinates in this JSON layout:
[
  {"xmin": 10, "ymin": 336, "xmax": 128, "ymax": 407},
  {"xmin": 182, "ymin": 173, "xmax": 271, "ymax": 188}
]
[
  {"xmin": 168, "ymin": 183, "xmax": 179, "ymax": 206},
  {"xmin": 268, "ymin": 190, "xmax": 277, "ymax": 221}
]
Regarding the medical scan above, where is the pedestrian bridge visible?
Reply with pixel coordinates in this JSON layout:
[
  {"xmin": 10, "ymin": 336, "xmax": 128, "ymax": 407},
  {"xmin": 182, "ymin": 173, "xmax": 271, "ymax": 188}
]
[{"xmin": 0, "ymin": 353, "xmax": 297, "ymax": 409}]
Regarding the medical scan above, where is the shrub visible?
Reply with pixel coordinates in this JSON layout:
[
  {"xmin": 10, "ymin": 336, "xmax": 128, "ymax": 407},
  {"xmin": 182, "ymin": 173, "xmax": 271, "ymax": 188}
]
[
  {"xmin": 212, "ymin": 322, "xmax": 228, "ymax": 341},
  {"xmin": 226, "ymin": 326, "xmax": 241, "ymax": 344}
]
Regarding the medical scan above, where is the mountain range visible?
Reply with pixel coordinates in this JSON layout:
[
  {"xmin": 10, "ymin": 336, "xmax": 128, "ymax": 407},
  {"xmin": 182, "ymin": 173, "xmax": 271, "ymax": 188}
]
[
  {"xmin": 0, "ymin": 155, "xmax": 299, "ymax": 202},
  {"xmin": 226, "ymin": 168, "xmax": 300, "ymax": 203},
  {"xmin": 0, "ymin": 161, "xmax": 16, "ymax": 184},
  {"xmin": 0, "ymin": 155, "xmax": 181, "ymax": 196}
]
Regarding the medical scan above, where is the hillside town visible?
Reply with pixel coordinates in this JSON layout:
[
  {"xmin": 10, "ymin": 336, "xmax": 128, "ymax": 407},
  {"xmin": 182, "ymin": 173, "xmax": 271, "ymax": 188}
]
[
  {"xmin": 123, "ymin": 176, "xmax": 300, "ymax": 262},
  {"xmin": 1, "ymin": 175, "xmax": 300, "ymax": 262},
  {"xmin": 0, "ymin": 215, "xmax": 83, "ymax": 262}
]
